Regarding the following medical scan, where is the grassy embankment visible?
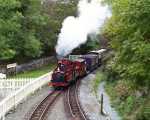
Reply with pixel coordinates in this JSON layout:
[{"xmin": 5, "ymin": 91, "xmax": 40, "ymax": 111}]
[
  {"xmin": 10, "ymin": 63, "xmax": 56, "ymax": 78},
  {"xmin": 105, "ymin": 79, "xmax": 150, "ymax": 120},
  {"xmin": 93, "ymin": 70, "xmax": 106, "ymax": 95},
  {"xmin": 93, "ymin": 68, "xmax": 150, "ymax": 120},
  {"xmin": 92, "ymin": 52, "xmax": 112, "ymax": 98},
  {"xmin": 92, "ymin": 53, "xmax": 150, "ymax": 120}
]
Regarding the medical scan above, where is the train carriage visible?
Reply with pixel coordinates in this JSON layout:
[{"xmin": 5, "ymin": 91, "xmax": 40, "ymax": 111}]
[
  {"xmin": 50, "ymin": 49, "xmax": 106, "ymax": 89},
  {"xmin": 72, "ymin": 58, "xmax": 87, "ymax": 78},
  {"xmin": 88, "ymin": 49, "xmax": 107, "ymax": 66},
  {"xmin": 81, "ymin": 54, "xmax": 99, "ymax": 72}
]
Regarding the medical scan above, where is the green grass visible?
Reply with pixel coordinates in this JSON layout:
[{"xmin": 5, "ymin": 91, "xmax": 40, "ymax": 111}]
[
  {"xmin": 93, "ymin": 72, "xmax": 103, "ymax": 92},
  {"xmin": 92, "ymin": 70, "xmax": 107, "ymax": 97},
  {"xmin": 105, "ymin": 81, "xmax": 117, "ymax": 102},
  {"xmin": 105, "ymin": 80, "xmax": 150, "ymax": 120},
  {"xmin": 10, "ymin": 63, "xmax": 56, "ymax": 78}
]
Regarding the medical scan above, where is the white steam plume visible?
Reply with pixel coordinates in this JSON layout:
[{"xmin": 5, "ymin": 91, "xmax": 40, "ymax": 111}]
[{"xmin": 56, "ymin": 0, "xmax": 111, "ymax": 56}]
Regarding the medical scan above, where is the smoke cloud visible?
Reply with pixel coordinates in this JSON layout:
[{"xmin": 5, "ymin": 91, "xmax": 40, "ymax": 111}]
[{"xmin": 56, "ymin": 0, "xmax": 111, "ymax": 56}]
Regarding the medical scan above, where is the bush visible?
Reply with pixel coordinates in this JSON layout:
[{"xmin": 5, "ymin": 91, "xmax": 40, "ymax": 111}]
[
  {"xmin": 136, "ymin": 100, "xmax": 150, "ymax": 120},
  {"xmin": 105, "ymin": 78, "xmax": 150, "ymax": 120},
  {"xmin": 115, "ymin": 80, "xmax": 133, "ymax": 100}
]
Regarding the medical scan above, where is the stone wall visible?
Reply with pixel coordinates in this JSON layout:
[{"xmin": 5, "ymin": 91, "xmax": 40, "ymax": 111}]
[{"xmin": 0, "ymin": 56, "xmax": 56, "ymax": 76}]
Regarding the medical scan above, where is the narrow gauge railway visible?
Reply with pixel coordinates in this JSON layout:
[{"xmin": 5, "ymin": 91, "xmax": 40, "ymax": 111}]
[
  {"xmin": 64, "ymin": 80, "xmax": 89, "ymax": 120},
  {"xmin": 27, "ymin": 49, "xmax": 106, "ymax": 120},
  {"xmin": 28, "ymin": 90, "xmax": 61, "ymax": 120},
  {"xmin": 50, "ymin": 49, "xmax": 107, "ymax": 89}
]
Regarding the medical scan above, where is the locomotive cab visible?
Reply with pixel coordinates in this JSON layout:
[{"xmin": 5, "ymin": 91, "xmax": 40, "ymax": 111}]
[
  {"xmin": 51, "ymin": 62, "xmax": 66, "ymax": 87},
  {"xmin": 51, "ymin": 71, "xmax": 65, "ymax": 87}
]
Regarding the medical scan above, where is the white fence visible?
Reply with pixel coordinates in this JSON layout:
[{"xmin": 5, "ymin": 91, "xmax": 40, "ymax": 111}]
[
  {"xmin": 0, "ymin": 72, "xmax": 52, "ymax": 120},
  {"xmin": 0, "ymin": 78, "xmax": 35, "ymax": 89},
  {"xmin": 0, "ymin": 78, "xmax": 35, "ymax": 99}
]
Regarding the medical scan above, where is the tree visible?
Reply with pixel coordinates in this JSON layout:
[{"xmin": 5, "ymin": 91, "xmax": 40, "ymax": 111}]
[
  {"xmin": 0, "ymin": 0, "xmax": 22, "ymax": 60},
  {"xmin": 72, "ymin": 35, "xmax": 100, "ymax": 54},
  {"xmin": 0, "ymin": 0, "xmax": 47, "ymax": 61},
  {"xmin": 40, "ymin": 0, "xmax": 78, "ymax": 56},
  {"xmin": 103, "ymin": 0, "xmax": 150, "ymax": 88},
  {"xmin": 0, "ymin": 0, "xmax": 78, "ymax": 62},
  {"xmin": 15, "ymin": 0, "xmax": 47, "ymax": 59}
]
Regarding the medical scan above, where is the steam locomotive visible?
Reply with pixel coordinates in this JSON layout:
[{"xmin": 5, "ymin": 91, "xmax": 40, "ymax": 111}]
[{"xmin": 49, "ymin": 49, "xmax": 106, "ymax": 89}]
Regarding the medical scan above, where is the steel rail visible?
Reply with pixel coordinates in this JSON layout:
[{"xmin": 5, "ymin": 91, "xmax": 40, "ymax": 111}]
[
  {"xmin": 28, "ymin": 90, "xmax": 61, "ymax": 120},
  {"xmin": 66, "ymin": 81, "xmax": 89, "ymax": 120}
]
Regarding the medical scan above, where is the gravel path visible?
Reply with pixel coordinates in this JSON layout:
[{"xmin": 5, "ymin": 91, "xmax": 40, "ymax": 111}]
[
  {"xmin": 79, "ymin": 70, "xmax": 120, "ymax": 120},
  {"xmin": 97, "ymin": 82, "xmax": 121, "ymax": 120},
  {"xmin": 79, "ymin": 72, "xmax": 108, "ymax": 120},
  {"xmin": 5, "ymin": 86, "xmax": 52, "ymax": 120}
]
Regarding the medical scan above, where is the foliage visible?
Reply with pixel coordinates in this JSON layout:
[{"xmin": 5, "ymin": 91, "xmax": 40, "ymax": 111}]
[
  {"xmin": 103, "ymin": 1, "xmax": 150, "ymax": 119},
  {"xmin": 105, "ymin": 79, "xmax": 150, "ymax": 120},
  {"xmin": 92, "ymin": 70, "xmax": 107, "ymax": 106},
  {"xmin": 136, "ymin": 100, "xmax": 150, "ymax": 120},
  {"xmin": 0, "ymin": 0, "xmax": 78, "ymax": 62},
  {"xmin": 40, "ymin": 0, "xmax": 78, "ymax": 56},
  {"xmin": 0, "ymin": 0, "xmax": 21, "ymax": 60},
  {"xmin": 118, "ymin": 96, "xmax": 135, "ymax": 115},
  {"xmin": 115, "ymin": 80, "xmax": 131, "ymax": 100},
  {"xmin": 73, "ymin": 35, "xmax": 100, "ymax": 54},
  {"xmin": 93, "ymin": 71, "xmax": 106, "ymax": 92},
  {"xmin": 0, "ymin": 0, "xmax": 47, "ymax": 60},
  {"xmin": 103, "ymin": 0, "xmax": 150, "ymax": 88}
]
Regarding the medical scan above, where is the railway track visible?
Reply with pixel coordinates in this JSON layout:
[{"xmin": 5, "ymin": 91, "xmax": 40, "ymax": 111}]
[
  {"xmin": 65, "ymin": 81, "xmax": 89, "ymax": 120},
  {"xmin": 28, "ymin": 90, "xmax": 61, "ymax": 120}
]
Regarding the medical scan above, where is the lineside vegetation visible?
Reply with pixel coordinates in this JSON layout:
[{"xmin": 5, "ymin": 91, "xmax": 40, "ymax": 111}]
[{"xmin": 100, "ymin": 0, "xmax": 150, "ymax": 119}]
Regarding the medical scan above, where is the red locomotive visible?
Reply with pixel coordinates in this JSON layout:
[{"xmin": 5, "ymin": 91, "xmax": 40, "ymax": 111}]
[
  {"xmin": 49, "ymin": 49, "xmax": 106, "ymax": 89},
  {"xmin": 50, "ymin": 58, "xmax": 86, "ymax": 89}
]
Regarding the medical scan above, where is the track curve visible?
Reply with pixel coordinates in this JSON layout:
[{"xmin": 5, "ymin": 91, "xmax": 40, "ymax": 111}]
[
  {"xmin": 65, "ymin": 81, "xmax": 89, "ymax": 120},
  {"xmin": 28, "ymin": 90, "xmax": 61, "ymax": 120}
]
